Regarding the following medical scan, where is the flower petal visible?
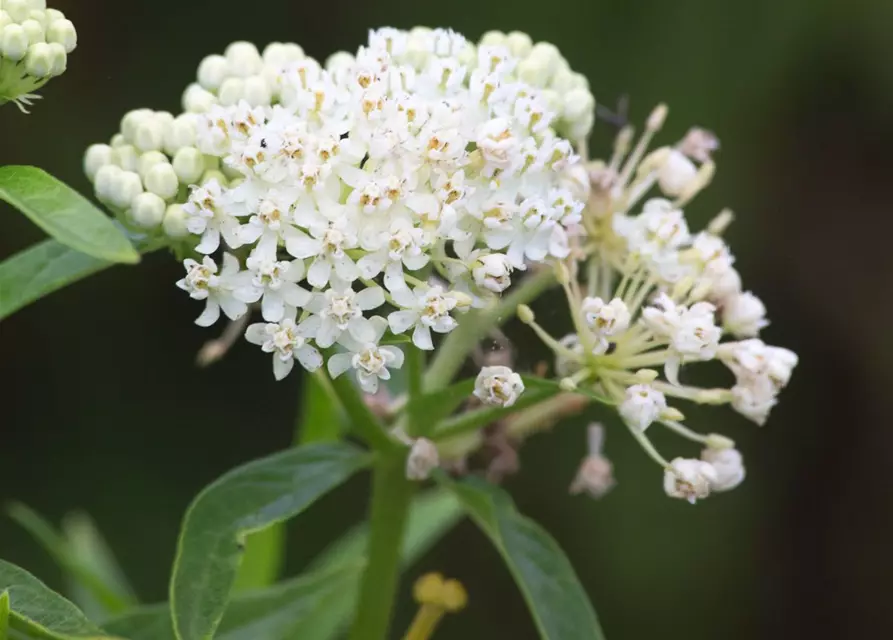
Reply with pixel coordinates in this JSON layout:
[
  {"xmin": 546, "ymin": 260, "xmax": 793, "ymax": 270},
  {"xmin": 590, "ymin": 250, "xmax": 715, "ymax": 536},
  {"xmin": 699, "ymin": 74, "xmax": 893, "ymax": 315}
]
[{"xmin": 327, "ymin": 353, "xmax": 353, "ymax": 379}]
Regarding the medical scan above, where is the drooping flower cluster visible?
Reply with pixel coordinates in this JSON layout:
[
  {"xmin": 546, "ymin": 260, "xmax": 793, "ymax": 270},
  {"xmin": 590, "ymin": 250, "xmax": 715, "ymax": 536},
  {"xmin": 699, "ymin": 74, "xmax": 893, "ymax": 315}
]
[
  {"xmin": 0, "ymin": 0, "xmax": 76, "ymax": 112},
  {"xmin": 518, "ymin": 105, "xmax": 798, "ymax": 503}
]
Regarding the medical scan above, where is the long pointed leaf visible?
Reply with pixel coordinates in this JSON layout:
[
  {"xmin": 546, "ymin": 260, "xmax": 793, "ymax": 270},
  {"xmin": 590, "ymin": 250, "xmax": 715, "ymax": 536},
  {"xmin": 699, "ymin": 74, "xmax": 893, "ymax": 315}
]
[
  {"xmin": 0, "ymin": 166, "xmax": 139, "ymax": 264},
  {"xmin": 169, "ymin": 443, "xmax": 371, "ymax": 640},
  {"xmin": 446, "ymin": 477, "xmax": 605, "ymax": 640}
]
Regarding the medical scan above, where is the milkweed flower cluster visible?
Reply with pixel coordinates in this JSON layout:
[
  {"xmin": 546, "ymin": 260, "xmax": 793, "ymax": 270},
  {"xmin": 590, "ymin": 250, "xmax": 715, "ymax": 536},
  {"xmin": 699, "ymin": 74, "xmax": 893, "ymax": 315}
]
[
  {"xmin": 83, "ymin": 26, "xmax": 797, "ymax": 503},
  {"xmin": 0, "ymin": 0, "xmax": 76, "ymax": 112}
]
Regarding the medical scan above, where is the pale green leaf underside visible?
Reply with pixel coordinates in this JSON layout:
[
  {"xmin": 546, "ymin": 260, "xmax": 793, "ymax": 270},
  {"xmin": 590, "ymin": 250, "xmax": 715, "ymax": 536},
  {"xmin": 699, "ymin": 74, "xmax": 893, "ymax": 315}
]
[
  {"xmin": 0, "ymin": 559, "xmax": 113, "ymax": 640},
  {"xmin": 169, "ymin": 443, "xmax": 371, "ymax": 640},
  {"xmin": 0, "ymin": 166, "xmax": 139, "ymax": 264},
  {"xmin": 448, "ymin": 477, "xmax": 605, "ymax": 640}
]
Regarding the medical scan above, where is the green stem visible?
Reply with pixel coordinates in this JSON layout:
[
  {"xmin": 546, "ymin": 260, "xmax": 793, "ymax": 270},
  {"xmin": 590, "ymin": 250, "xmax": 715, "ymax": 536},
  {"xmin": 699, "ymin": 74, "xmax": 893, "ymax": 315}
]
[
  {"xmin": 431, "ymin": 389, "xmax": 555, "ymax": 441},
  {"xmin": 330, "ymin": 373, "xmax": 401, "ymax": 453},
  {"xmin": 349, "ymin": 453, "xmax": 416, "ymax": 640},
  {"xmin": 423, "ymin": 268, "xmax": 555, "ymax": 392}
]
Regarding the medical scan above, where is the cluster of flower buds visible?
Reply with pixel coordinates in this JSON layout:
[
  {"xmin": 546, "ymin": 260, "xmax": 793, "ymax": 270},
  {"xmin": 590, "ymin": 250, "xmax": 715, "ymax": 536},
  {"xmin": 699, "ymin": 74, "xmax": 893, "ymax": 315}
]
[
  {"xmin": 0, "ymin": 0, "xmax": 76, "ymax": 112},
  {"xmin": 517, "ymin": 103, "xmax": 797, "ymax": 503}
]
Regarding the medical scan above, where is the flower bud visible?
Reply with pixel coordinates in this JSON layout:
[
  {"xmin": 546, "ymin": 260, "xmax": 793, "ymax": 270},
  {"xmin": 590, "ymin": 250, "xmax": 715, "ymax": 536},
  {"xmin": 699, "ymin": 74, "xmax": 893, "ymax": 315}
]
[
  {"xmin": 84, "ymin": 143, "xmax": 114, "ymax": 181},
  {"xmin": 172, "ymin": 147, "xmax": 205, "ymax": 184},
  {"xmin": 218, "ymin": 77, "xmax": 244, "ymax": 106},
  {"xmin": 516, "ymin": 304, "xmax": 535, "ymax": 324},
  {"xmin": 163, "ymin": 116, "xmax": 197, "ymax": 156},
  {"xmin": 144, "ymin": 162, "xmax": 179, "ymax": 200},
  {"xmin": 243, "ymin": 75, "xmax": 271, "ymax": 106},
  {"xmin": 325, "ymin": 51, "xmax": 355, "ymax": 74},
  {"xmin": 45, "ymin": 17, "xmax": 75, "ymax": 53},
  {"xmin": 4, "ymin": 0, "xmax": 30, "ymax": 23},
  {"xmin": 182, "ymin": 83, "xmax": 216, "ymax": 113},
  {"xmin": 197, "ymin": 54, "xmax": 228, "ymax": 91},
  {"xmin": 45, "ymin": 9, "xmax": 64, "ymax": 23},
  {"xmin": 705, "ymin": 433, "xmax": 735, "ymax": 450},
  {"xmin": 263, "ymin": 42, "xmax": 304, "ymax": 67},
  {"xmin": 559, "ymin": 377, "xmax": 577, "ymax": 392},
  {"xmin": 162, "ymin": 203, "xmax": 190, "ymax": 238},
  {"xmin": 24, "ymin": 41, "xmax": 52, "ymax": 77},
  {"xmin": 224, "ymin": 41, "xmax": 262, "ymax": 77},
  {"xmin": 563, "ymin": 88, "xmax": 595, "ymax": 125},
  {"xmin": 473, "ymin": 366, "xmax": 524, "ymax": 408},
  {"xmin": 108, "ymin": 170, "xmax": 143, "ymax": 209},
  {"xmin": 94, "ymin": 164, "xmax": 122, "ymax": 203},
  {"xmin": 570, "ymin": 455, "xmax": 615, "ymax": 498},
  {"xmin": 472, "ymin": 253, "xmax": 513, "ymax": 293},
  {"xmin": 722, "ymin": 291, "xmax": 768, "ymax": 338},
  {"xmin": 658, "ymin": 149, "xmax": 698, "ymax": 197},
  {"xmin": 20, "ymin": 18, "xmax": 44, "ymax": 44},
  {"xmin": 0, "ymin": 12, "xmax": 11, "ymax": 31},
  {"xmin": 700, "ymin": 447, "xmax": 745, "ymax": 492},
  {"xmin": 406, "ymin": 438, "xmax": 439, "ymax": 481},
  {"xmin": 1, "ymin": 24, "xmax": 29, "ymax": 61},
  {"xmin": 137, "ymin": 150, "xmax": 168, "ymax": 181},
  {"xmin": 479, "ymin": 30, "xmax": 507, "ymax": 47},
  {"xmin": 112, "ymin": 144, "xmax": 139, "ymax": 172},
  {"xmin": 505, "ymin": 31, "xmax": 532, "ymax": 57},
  {"xmin": 646, "ymin": 103, "xmax": 668, "ymax": 131},
  {"xmin": 46, "ymin": 41, "xmax": 65, "ymax": 75},
  {"xmin": 134, "ymin": 119, "xmax": 165, "ymax": 153},
  {"xmin": 120, "ymin": 109, "xmax": 152, "ymax": 144},
  {"xmin": 129, "ymin": 192, "xmax": 165, "ymax": 229},
  {"xmin": 664, "ymin": 457, "xmax": 716, "ymax": 503}
]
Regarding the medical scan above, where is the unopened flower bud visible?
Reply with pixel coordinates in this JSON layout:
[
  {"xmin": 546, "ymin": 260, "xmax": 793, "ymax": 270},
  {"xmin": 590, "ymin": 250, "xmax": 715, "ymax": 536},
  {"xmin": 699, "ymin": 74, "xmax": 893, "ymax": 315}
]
[
  {"xmin": 406, "ymin": 438, "xmax": 439, "ymax": 481},
  {"xmin": 700, "ymin": 447, "xmax": 745, "ymax": 492},
  {"xmin": 218, "ymin": 77, "xmax": 244, "ymax": 106},
  {"xmin": 660, "ymin": 407, "xmax": 685, "ymax": 422},
  {"xmin": 1, "ymin": 24, "xmax": 29, "ymax": 61},
  {"xmin": 163, "ymin": 115, "xmax": 197, "ymax": 155},
  {"xmin": 23, "ymin": 41, "xmax": 52, "ymax": 76},
  {"xmin": 134, "ymin": 119, "xmax": 165, "ymax": 153},
  {"xmin": 479, "ymin": 30, "xmax": 507, "ymax": 47},
  {"xmin": 45, "ymin": 18, "xmax": 75, "ymax": 53},
  {"xmin": 705, "ymin": 433, "xmax": 735, "ymax": 450},
  {"xmin": 634, "ymin": 369, "xmax": 659, "ymax": 383},
  {"xmin": 173, "ymin": 147, "xmax": 205, "ymax": 184},
  {"xmin": 263, "ymin": 42, "xmax": 304, "ymax": 67},
  {"xmin": 20, "ymin": 19, "xmax": 44, "ymax": 44},
  {"xmin": 129, "ymin": 192, "xmax": 165, "ymax": 229},
  {"xmin": 722, "ymin": 291, "xmax": 768, "ymax": 338},
  {"xmin": 108, "ymin": 170, "xmax": 143, "ymax": 209},
  {"xmin": 243, "ymin": 75, "xmax": 271, "ymax": 106},
  {"xmin": 472, "ymin": 253, "xmax": 513, "ymax": 293},
  {"xmin": 646, "ymin": 103, "xmax": 668, "ymax": 131},
  {"xmin": 144, "ymin": 162, "xmax": 179, "ymax": 200},
  {"xmin": 505, "ymin": 31, "xmax": 532, "ymax": 57},
  {"xmin": 46, "ymin": 42, "xmax": 65, "ymax": 75},
  {"xmin": 325, "ymin": 51, "xmax": 355, "ymax": 74},
  {"xmin": 516, "ymin": 304, "xmax": 535, "ymax": 324},
  {"xmin": 182, "ymin": 83, "xmax": 216, "ymax": 113},
  {"xmin": 84, "ymin": 144, "xmax": 114, "ymax": 181},
  {"xmin": 658, "ymin": 149, "xmax": 698, "ymax": 197},
  {"xmin": 4, "ymin": 0, "xmax": 30, "ymax": 23},
  {"xmin": 224, "ymin": 41, "xmax": 262, "ymax": 77},
  {"xmin": 162, "ymin": 203, "xmax": 190, "ymax": 238},
  {"xmin": 112, "ymin": 144, "xmax": 139, "ymax": 172},
  {"xmin": 94, "ymin": 164, "xmax": 122, "ymax": 204},
  {"xmin": 619, "ymin": 383, "xmax": 666, "ymax": 431},
  {"xmin": 559, "ymin": 377, "xmax": 577, "ymax": 392},
  {"xmin": 197, "ymin": 54, "xmax": 228, "ymax": 91},
  {"xmin": 474, "ymin": 365, "xmax": 524, "ymax": 408},
  {"xmin": 137, "ymin": 150, "xmax": 168, "ymax": 180},
  {"xmin": 707, "ymin": 208, "xmax": 734, "ymax": 236},
  {"xmin": 45, "ymin": 8, "xmax": 64, "ymax": 23}
]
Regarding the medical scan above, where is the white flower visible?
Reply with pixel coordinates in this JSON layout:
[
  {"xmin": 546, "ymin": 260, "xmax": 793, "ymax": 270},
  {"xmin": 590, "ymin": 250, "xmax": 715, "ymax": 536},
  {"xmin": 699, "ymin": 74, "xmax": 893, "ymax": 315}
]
[
  {"xmin": 581, "ymin": 297, "xmax": 630, "ymax": 354},
  {"xmin": 304, "ymin": 284, "xmax": 385, "ymax": 348},
  {"xmin": 183, "ymin": 179, "xmax": 243, "ymax": 254},
  {"xmin": 642, "ymin": 294, "xmax": 721, "ymax": 384},
  {"xmin": 616, "ymin": 199, "xmax": 690, "ymax": 257},
  {"xmin": 176, "ymin": 253, "xmax": 249, "ymax": 326},
  {"xmin": 730, "ymin": 376, "xmax": 778, "ymax": 426},
  {"xmin": 472, "ymin": 253, "xmax": 514, "ymax": 293},
  {"xmin": 719, "ymin": 339, "xmax": 798, "ymax": 389},
  {"xmin": 245, "ymin": 314, "xmax": 323, "ymax": 380},
  {"xmin": 701, "ymin": 447, "xmax": 745, "ymax": 492},
  {"xmin": 388, "ymin": 285, "xmax": 461, "ymax": 350},
  {"xmin": 722, "ymin": 291, "xmax": 768, "ymax": 338},
  {"xmin": 618, "ymin": 384, "xmax": 667, "ymax": 432},
  {"xmin": 663, "ymin": 457, "xmax": 717, "ymax": 504},
  {"xmin": 327, "ymin": 316, "xmax": 405, "ymax": 394},
  {"xmin": 569, "ymin": 424, "xmax": 615, "ymax": 498},
  {"xmin": 235, "ymin": 254, "xmax": 311, "ymax": 322},
  {"xmin": 285, "ymin": 216, "xmax": 361, "ymax": 288},
  {"xmin": 356, "ymin": 216, "xmax": 430, "ymax": 292},
  {"xmin": 406, "ymin": 438, "xmax": 440, "ymax": 481},
  {"xmin": 474, "ymin": 365, "xmax": 524, "ymax": 407}
]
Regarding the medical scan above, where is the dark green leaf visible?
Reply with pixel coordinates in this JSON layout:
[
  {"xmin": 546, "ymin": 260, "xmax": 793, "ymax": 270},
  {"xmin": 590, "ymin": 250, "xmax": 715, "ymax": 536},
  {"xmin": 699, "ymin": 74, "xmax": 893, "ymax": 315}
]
[
  {"xmin": 0, "ymin": 559, "xmax": 112, "ymax": 639},
  {"xmin": 0, "ymin": 166, "xmax": 139, "ymax": 264},
  {"xmin": 447, "ymin": 477, "xmax": 605, "ymax": 640},
  {"xmin": 7, "ymin": 504, "xmax": 136, "ymax": 619},
  {"xmin": 105, "ymin": 563, "xmax": 363, "ymax": 640},
  {"xmin": 170, "ymin": 443, "xmax": 371, "ymax": 640}
]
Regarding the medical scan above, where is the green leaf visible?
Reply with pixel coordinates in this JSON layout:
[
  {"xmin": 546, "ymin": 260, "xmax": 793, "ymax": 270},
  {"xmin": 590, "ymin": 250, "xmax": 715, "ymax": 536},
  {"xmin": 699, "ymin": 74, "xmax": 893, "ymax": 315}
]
[
  {"xmin": 105, "ymin": 563, "xmax": 363, "ymax": 640},
  {"xmin": 406, "ymin": 377, "xmax": 474, "ymax": 435},
  {"xmin": 7, "ymin": 504, "xmax": 136, "ymax": 620},
  {"xmin": 297, "ymin": 372, "xmax": 346, "ymax": 445},
  {"xmin": 1, "ymin": 590, "xmax": 10, "ymax": 639},
  {"xmin": 0, "ymin": 236, "xmax": 162, "ymax": 321},
  {"xmin": 62, "ymin": 512, "xmax": 139, "ymax": 620},
  {"xmin": 301, "ymin": 488, "xmax": 464, "ymax": 640},
  {"xmin": 446, "ymin": 477, "xmax": 605, "ymax": 640},
  {"xmin": 230, "ymin": 527, "xmax": 286, "ymax": 595},
  {"xmin": 170, "ymin": 443, "xmax": 371, "ymax": 640},
  {"xmin": 0, "ymin": 559, "xmax": 112, "ymax": 639},
  {"xmin": 0, "ymin": 166, "xmax": 139, "ymax": 264}
]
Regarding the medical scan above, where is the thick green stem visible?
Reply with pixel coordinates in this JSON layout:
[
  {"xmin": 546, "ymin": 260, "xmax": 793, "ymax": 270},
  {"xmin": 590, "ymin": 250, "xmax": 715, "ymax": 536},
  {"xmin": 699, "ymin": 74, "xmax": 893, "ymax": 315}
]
[
  {"xmin": 349, "ymin": 452, "xmax": 415, "ymax": 640},
  {"xmin": 423, "ymin": 268, "xmax": 556, "ymax": 392}
]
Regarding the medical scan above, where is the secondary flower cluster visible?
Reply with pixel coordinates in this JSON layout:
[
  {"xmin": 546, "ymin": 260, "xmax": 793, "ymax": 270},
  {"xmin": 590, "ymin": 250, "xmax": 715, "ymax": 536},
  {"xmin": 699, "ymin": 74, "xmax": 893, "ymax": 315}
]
[
  {"xmin": 518, "ymin": 105, "xmax": 798, "ymax": 502},
  {"xmin": 0, "ymin": 0, "xmax": 76, "ymax": 112}
]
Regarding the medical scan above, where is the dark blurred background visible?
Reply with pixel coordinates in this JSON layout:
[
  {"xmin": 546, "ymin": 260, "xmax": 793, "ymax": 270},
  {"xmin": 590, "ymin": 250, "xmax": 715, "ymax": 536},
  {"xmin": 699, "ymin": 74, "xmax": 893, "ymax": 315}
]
[{"xmin": 3, "ymin": 0, "xmax": 893, "ymax": 638}]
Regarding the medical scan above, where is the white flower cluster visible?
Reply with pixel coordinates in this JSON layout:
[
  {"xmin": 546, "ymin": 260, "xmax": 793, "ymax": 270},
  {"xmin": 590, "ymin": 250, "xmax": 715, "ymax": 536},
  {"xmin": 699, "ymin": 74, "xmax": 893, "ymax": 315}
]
[
  {"xmin": 0, "ymin": 0, "xmax": 76, "ymax": 112},
  {"xmin": 516, "ymin": 106, "xmax": 798, "ymax": 503},
  {"xmin": 90, "ymin": 27, "xmax": 590, "ymax": 385}
]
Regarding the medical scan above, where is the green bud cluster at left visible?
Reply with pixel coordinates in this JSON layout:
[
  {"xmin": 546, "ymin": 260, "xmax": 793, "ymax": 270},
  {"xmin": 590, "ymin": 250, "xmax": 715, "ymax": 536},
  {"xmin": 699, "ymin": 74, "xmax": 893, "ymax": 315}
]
[{"xmin": 0, "ymin": 0, "xmax": 76, "ymax": 111}]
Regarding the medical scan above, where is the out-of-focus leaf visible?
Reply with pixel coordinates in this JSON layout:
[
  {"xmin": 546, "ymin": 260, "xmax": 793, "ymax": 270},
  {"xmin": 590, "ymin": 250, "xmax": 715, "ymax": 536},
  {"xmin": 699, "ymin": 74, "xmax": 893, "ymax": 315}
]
[
  {"xmin": 0, "ymin": 559, "xmax": 112, "ymax": 639},
  {"xmin": 169, "ymin": 443, "xmax": 371, "ymax": 640},
  {"xmin": 0, "ymin": 166, "xmax": 139, "ymax": 264},
  {"xmin": 447, "ymin": 477, "xmax": 605, "ymax": 640},
  {"xmin": 7, "ymin": 504, "xmax": 136, "ymax": 619},
  {"xmin": 105, "ymin": 563, "xmax": 363, "ymax": 640}
]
